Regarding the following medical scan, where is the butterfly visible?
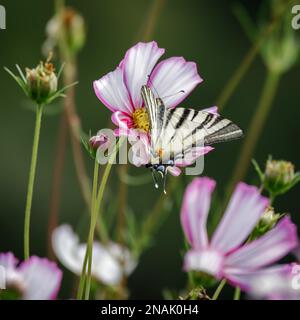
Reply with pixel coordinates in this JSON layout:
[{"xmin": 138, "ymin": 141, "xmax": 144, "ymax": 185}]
[{"xmin": 141, "ymin": 85, "xmax": 243, "ymax": 192}]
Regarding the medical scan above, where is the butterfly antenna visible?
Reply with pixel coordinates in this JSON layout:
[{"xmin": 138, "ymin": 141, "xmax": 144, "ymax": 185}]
[
  {"xmin": 147, "ymin": 75, "xmax": 160, "ymax": 97},
  {"xmin": 161, "ymin": 90, "xmax": 185, "ymax": 100},
  {"xmin": 151, "ymin": 169, "xmax": 159, "ymax": 189}
]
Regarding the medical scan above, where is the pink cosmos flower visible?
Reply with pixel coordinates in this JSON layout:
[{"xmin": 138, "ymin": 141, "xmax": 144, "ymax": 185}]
[
  {"xmin": 235, "ymin": 263, "xmax": 300, "ymax": 300},
  {"xmin": 0, "ymin": 252, "xmax": 62, "ymax": 300},
  {"xmin": 181, "ymin": 177, "xmax": 299, "ymax": 292},
  {"xmin": 93, "ymin": 41, "xmax": 212, "ymax": 174}
]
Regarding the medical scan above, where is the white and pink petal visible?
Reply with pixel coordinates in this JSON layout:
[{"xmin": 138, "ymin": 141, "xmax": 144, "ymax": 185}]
[
  {"xmin": 19, "ymin": 256, "xmax": 62, "ymax": 300},
  {"xmin": 225, "ymin": 216, "xmax": 298, "ymax": 270},
  {"xmin": 181, "ymin": 177, "xmax": 216, "ymax": 248},
  {"xmin": 149, "ymin": 57, "xmax": 203, "ymax": 109},
  {"xmin": 184, "ymin": 249, "xmax": 224, "ymax": 279},
  {"xmin": 123, "ymin": 41, "xmax": 165, "ymax": 107},
  {"xmin": 0, "ymin": 252, "xmax": 19, "ymax": 271},
  {"xmin": 94, "ymin": 67, "xmax": 133, "ymax": 113},
  {"xmin": 211, "ymin": 183, "xmax": 269, "ymax": 253},
  {"xmin": 224, "ymin": 264, "xmax": 300, "ymax": 299}
]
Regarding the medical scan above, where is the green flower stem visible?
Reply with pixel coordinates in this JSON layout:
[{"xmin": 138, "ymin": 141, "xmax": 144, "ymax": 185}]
[
  {"xmin": 84, "ymin": 159, "xmax": 99, "ymax": 300},
  {"xmin": 233, "ymin": 287, "xmax": 241, "ymax": 300},
  {"xmin": 212, "ymin": 279, "xmax": 227, "ymax": 300},
  {"xmin": 226, "ymin": 70, "xmax": 281, "ymax": 198},
  {"xmin": 24, "ymin": 105, "xmax": 44, "ymax": 260},
  {"xmin": 217, "ymin": 42, "xmax": 261, "ymax": 111},
  {"xmin": 76, "ymin": 247, "xmax": 89, "ymax": 300},
  {"xmin": 217, "ymin": 1, "xmax": 291, "ymax": 111},
  {"xmin": 80, "ymin": 138, "xmax": 124, "ymax": 300}
]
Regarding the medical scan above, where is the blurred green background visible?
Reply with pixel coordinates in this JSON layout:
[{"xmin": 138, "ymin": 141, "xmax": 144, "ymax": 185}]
[{"xmin": 0, "ymin": 0, "xmax": 299, "ymax": 299}]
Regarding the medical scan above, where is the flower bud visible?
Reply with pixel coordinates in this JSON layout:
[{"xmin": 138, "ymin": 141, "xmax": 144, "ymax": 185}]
[
  {"xmin": 44, "ymin": 7, "xmax": 86, "ymax": 56},
  {"xmin": 250, "ymin": 207, "xmax": 282, "ymax": 239},
  {"xmin": 264, "ymin": 159, "xmax": 296, "ymax": 195},
  {"xmin": 83, "ymin": 131, "xmax": 112, "ymax": 160},
  {"xmin": 89, "ymin": 132, "xmax": 110, "ymax": 151},
  {"xmin": 259, "ymin": 206, "xmax": 281, "ymax": 230},
  {"xmin": 26, "ymin": 54, "xmax": 58, "ymax": 105}
]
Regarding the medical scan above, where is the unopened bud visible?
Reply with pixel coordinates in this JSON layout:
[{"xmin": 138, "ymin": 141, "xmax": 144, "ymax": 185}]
[
  {"xmin": 26, "ymin": 54, "xmax": 58, "ymax": 105},
  {"xmin": 45, "ymin": 7, "xmax": 86, "ymax": 56},
  {"xmin": 264, "ymin": 159, "xmax": 295, "ymax": 195},
  {"xmin": 259, "ymin": 207, "xmax": 281, "ymax": 230},
  {"xmin": 89, "ymin": 132, "xmax": 110, "ymax": 151},
  {"xmin": 250, "ymin": 207, "xmax": 283, "ymax": 240}
]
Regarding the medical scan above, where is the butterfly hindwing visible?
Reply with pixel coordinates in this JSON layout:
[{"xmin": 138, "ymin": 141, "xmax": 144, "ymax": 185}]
[{"xmin": 141, "ymin": 85, "xmax": 243, "ymax": 165}]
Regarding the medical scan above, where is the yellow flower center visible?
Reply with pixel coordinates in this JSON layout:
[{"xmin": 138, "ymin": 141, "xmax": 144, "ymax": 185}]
[{"xmin": 132, "ymin": 108, "xmax": 150, "ymax": 132}]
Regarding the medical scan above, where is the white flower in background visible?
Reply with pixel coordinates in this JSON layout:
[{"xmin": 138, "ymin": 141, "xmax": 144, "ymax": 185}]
[
  {"xmin": 52, "ymin": 224, "xmax": 136, "ymax": 286},
  {"xmin": 0, "ymin": 252, "xmax": 62, "ymax": 300}
]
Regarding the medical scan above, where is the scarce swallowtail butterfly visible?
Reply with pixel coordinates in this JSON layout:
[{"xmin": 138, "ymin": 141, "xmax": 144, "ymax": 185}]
[{"xmin": 141, "ymin": 85, "xmax": 243, "ymax": 193}]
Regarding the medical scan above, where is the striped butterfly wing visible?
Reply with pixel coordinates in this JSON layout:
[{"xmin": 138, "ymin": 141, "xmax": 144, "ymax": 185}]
[
  {"xmin": 141, "ymin": 85, "xmax": 166, "ymax": 151},
  {"xmin": 157, "ymin": 107, "xmax": 243, "ymax": 163}
]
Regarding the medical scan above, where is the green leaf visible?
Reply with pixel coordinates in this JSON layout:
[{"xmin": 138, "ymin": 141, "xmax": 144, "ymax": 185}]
[
  {"xmin": 15, "ymin": 64, "xmax": 27, "ymax": 83},
  {"xmin": 252, "ymin": 159, "xmax": 264, "ymax": 182},
  {"xmin": 4, "ymin": 67, "xmax": 29, "ymax": 96},
  {"xmin": 275, "ymin": 172, "xmax": 300, "ymax": 195},
  {"xmin": 57, "ymin": 62, "xmax": 65, "ymax": 81}
]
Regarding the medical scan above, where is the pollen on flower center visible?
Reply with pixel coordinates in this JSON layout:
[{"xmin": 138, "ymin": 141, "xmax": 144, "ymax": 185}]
[{"xmin": 132, "ymin": 108, "xmax": 150, "ymax": 132}]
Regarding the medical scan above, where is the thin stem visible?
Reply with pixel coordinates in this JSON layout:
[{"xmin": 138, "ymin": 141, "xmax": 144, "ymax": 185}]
[
  {"xmin": 233, "ymin": 287, "xmax": 241, "ymax": 300},
  {"xmin": 76, "ymin": 248, "xmax": 89, "ymax": 300},
  {"xmin": 63, "ymin": 59, "xmax": 91, "ymax": 208},
  {"xmin": 117, "ymin": 164, "xmax": 128, "ymax": 244},
  {"xmin": 47, "ymin": 113, "xmax": 68, "ymax": 258},
  {"xmin": 82, "ymin": 138, "xmax": 124, "ymax": 300},
  {"xmin": 139, "ymin": 0, "xmax": 167, "ymax": 42},
  {"xmin": 24, "ymin": 105, "xmax": 43, "ymax": 260},
  {"xmin": 84, "ymin": 159, "xmax": 99, "ymax": 300},
  {"xmin": 77, "ymin": 158, "xmax": 100, "ymax": 300},
  {"xmin": 217, "ymin": 41, "xmax": 261, "ymax": 111},
  {"xmin": 212, "ymin": 279, "xmax": 227, "ymax": 300},
  {"xmin": 216, "ymin": 1, "xmax": 291, "ymax": 111},
  {"xmin": 226, "ymin": 70, "xmax": 280, "ymax": 197},
  {"xmin": 48, "ymin": 1, "xmax": 92, "ymax": 257}
]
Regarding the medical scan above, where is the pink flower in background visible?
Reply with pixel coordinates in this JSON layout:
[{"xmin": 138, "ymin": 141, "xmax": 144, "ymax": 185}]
[
  {"xmin": 0, "ymin": 252, "xmax": 62, "ymax": 300},
  {"xmin": 234, "ymin": 263, "xmax": 300, "ymax": 300},
  {"xmin": 181, "ymin": 177, "xmax": 299, "ymax": 293}
]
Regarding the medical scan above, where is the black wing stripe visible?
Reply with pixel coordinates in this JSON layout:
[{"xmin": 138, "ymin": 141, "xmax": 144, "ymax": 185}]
[
  {"xmin": 166, "ymin": 109, "xmax": 192, "ymax": 145},
  {"xmin": 207, "ymin": 115, "xmax": 223, "ymax": 129},
  {"xmin": 188, "ymin": 113, "xmax": 214, "ymax": 138},
  {"xmin": 165, "ymin": 108, "xmax": 176, "ymax": 128},
  {"xmin": 175, "ymin": 108, "xmax": 192, "ymax": 129}
]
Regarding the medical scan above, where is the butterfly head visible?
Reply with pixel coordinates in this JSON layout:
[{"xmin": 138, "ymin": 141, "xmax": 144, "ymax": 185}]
[{"xmin": 145, "ymin": 160, "xmax": 175, "ymax": 194}]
